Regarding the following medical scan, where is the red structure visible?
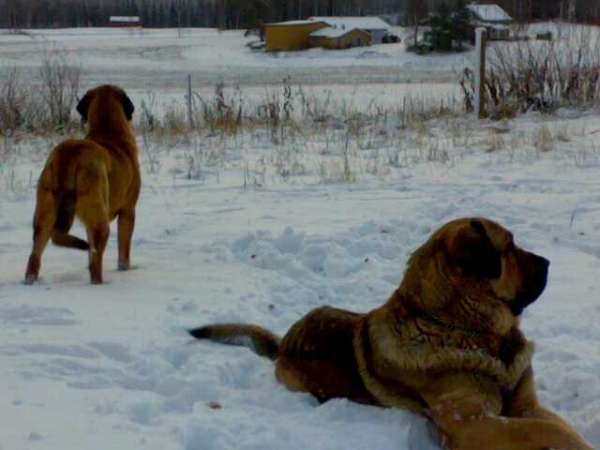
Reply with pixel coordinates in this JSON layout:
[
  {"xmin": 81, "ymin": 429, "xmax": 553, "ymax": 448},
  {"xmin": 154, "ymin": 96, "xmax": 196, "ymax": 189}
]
[{"xmin": 109, "ymin": 16, "xmax": 142, "ymax": 28}]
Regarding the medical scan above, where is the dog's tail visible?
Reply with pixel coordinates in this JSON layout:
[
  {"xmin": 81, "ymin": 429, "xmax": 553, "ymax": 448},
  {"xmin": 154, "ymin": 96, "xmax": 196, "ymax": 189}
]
[
  {"xmin": 40, "ymin": 148, "xmax": 90, "ymax": 251},
  {"xmin": 188, "ymin": 324, "xmax": 281, "ymax": 361},
  {"xmin": 51, "ymin": 189, "xmax": 89, "ymax": 251}
]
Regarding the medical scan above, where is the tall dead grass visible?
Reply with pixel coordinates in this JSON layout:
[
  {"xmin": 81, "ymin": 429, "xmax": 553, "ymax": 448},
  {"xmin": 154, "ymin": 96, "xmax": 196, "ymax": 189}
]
[
  {"xmin": 0, "ymin": 48, "xmax": 80, "ymax": 136},
  {"xmin": 460, "ymin": 27, "xmax": 600, "ymax": 119}
]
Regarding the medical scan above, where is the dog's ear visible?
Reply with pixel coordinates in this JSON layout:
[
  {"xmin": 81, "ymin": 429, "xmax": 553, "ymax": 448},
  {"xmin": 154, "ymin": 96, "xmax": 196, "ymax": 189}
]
[
  {"xmin": 120, "ymin": 92, "xmax": 134, "ymax": 121},
  {"xmin": 76, "ymin": 92, "xmax": 91, "ymax": 123},
  {"xmin": 452, "ymin": 220, "xmax": 502, "ymax": 279}
]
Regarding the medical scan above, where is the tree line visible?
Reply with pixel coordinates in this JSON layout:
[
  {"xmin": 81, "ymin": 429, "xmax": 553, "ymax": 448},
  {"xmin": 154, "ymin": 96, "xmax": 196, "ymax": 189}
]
[
  {"xmin": 406, "ymin": 0, "xmax": 600, "ymax": 24},
  {"xmin": 2, "ymin": 0, "xmax": 600, "ymax": 29},
  {"xmin": 1, "ymin": 0, "xmax": 403, "ymax": 28}
]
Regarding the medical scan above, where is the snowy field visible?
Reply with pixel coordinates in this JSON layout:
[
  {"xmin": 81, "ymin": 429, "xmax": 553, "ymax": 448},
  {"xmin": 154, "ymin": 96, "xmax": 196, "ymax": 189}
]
[
  {"xmin": 0, "ymin": 27, "xmax": 471, "ymax": 87},
  {"xmin": 1, "ymin": 26, "xmax": 600, "ymax": 450},
  {"xmin": 0, "ymin": 27, "xmax": 465, "ymax": 114}
]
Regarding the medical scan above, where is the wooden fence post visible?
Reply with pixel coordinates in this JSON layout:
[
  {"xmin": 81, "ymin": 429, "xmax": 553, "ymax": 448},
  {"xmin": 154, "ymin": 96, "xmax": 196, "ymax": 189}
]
[
  {"xmin": 475, "ymin": 27, "xmax": 487, "ymax": 119},
  {"xmin": 186, "ymin": 74, "xmax": 194, "ymax": 129}
]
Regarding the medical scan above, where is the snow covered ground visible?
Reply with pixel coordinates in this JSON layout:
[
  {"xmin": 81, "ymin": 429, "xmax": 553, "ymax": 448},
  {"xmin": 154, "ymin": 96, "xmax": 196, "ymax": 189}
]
[
  {"xmin": 2, "ymin": 111, "xmax": 600, "ymax": 450},
  {"xmin": 1, "ymin": 26, "xmax": 600, "ymax": 450},
  {"xmin": 0, "ymin": 27, "xmax": 471, "ymax": 88}
]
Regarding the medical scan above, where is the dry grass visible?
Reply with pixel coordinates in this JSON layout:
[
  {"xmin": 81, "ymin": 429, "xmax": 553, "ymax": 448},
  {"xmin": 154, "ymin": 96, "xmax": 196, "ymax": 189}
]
[
  {"xmin": 38, "ymin": 47, "xmax": 81, "ymax": 130},
  {"xmin": 485, "ymin": 134, "xmax": 506, "ymax": 152},
  {"xmin": 460, "ymin": 28, "xmax": 600, "ymax": 118},
  {"xmin": 0, "ymin": 48, "xmax": 80, "ymax": 136},
  {"xmin": 553, "ymin": 125, "xmax": 571, "ymax": 142},
  {"xmin": 532, "ymin": 125, "xmax": 555, "ymax": 153},
  {"xmin": 6, "ymin": 58, "xmax": 596, "ymax": 188}
]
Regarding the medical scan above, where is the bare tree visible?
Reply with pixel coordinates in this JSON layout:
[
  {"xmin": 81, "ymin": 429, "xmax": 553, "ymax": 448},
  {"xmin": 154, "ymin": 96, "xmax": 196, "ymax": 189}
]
[{"xmin": 38, "ymin": 48, "xmax": 81, "ymax": 128}]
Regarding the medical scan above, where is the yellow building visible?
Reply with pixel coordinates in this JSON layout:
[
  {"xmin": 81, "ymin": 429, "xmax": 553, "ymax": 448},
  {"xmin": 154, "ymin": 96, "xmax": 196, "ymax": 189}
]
[
  {"xmin": 309, "ymin": 27, "xmax": 371, "ymax": 49},
  {"xmin": 264, "ymin": 20, "xmax": 328, "ymax": 52}
]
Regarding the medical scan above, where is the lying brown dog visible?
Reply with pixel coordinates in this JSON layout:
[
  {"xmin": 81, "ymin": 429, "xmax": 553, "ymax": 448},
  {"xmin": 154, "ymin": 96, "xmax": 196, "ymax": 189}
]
[
  {"xmin": 190, "ymin": 218, "xmax": 593, "ymax": 450},
  {"xmin": 25, "ymin": 85, "xmax": 140, "ymax": 285}
]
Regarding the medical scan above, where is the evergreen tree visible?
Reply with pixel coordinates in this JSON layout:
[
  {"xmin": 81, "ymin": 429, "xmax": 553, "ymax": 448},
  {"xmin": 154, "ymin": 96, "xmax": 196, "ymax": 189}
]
[
  {"xmin": 168, "ymin": 1, "xmax": 178, "ymax": 27},
  {"xmin": 424, "ymin": 0, "xmax": 471, "ymax": 53},
  {"xmin": 429, "ymin": 1, "xmax": 452, "ymax": 51},
  {"xmin": 451, "ymin": 0, "xmax": 470, "ymax": 49}
]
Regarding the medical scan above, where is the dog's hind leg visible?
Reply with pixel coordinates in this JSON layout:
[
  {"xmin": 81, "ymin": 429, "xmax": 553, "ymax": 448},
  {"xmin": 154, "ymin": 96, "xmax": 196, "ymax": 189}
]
[
  {"xmin": 76, "ymin": 167, "xmax": 110, "ymax": 284},
  {"xmin": 25, "ymin": 185, "xmax": 56, "ymax": 284},
  {"xmin": 79, "ymin": 209, "xmax": 109, "ymax": 285},
  {"xmin": 87, "ymin": 222, "xmax": 109, "ymax": 284},
  {"xmin": 117, "ymin": 207, "xmax": 135, "ymax": 270}
]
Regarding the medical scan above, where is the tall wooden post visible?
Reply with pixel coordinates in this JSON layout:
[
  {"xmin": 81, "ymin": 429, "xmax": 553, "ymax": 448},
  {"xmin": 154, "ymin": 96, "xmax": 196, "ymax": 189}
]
[
  {"xmin": 475, "ymin": 27, "xmax": 487, "ymax": 119},
  {"xmin": 186, "ymin": 74, "xmax": 194, "ymax": 129}
]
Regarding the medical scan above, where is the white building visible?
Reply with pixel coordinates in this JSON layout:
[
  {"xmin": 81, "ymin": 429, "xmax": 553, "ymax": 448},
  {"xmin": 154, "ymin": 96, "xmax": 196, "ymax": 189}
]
[{"xmin": 466, "ymin": 4, "xmax": 513, "ymax": 40}]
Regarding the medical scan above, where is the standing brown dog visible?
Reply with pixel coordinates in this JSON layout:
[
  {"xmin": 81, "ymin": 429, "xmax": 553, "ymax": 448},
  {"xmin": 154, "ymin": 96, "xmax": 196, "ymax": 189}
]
[
  {"xmin": 190, "ymin": 218, "xmax": 593, "ymax": 450},
  {"xmin": 25, "ymin": 85, "xmax": 140, "ymax": 285}
]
